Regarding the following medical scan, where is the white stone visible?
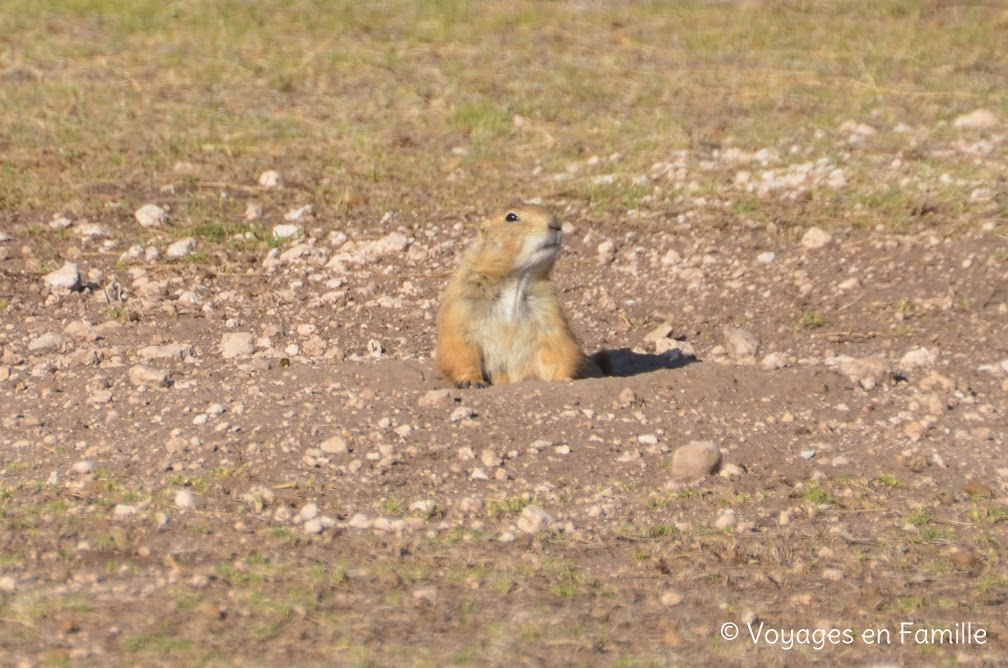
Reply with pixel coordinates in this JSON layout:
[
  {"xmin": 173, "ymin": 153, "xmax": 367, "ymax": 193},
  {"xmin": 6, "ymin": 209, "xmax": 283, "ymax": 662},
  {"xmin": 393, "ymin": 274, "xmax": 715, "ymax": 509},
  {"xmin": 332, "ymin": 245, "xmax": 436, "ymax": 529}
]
[
  {"xmin": 29, "ymin": 332, "xmax": 64, "ymax": 353},
  {"xmin": 900, "ymin": 347, "xmax": 936, "ymax": 369},
  {"xmin": 258, "ymin": 170, "xmax": 282, "ymax": 188},
  {"xmin": 128, "ymin": 364, "xmax": 170, "ymax": 387},
  {"xmin": 72, "ymin": 460, "xmax": 95, "ymax": 475},
  {"xmin": 320, "ymin": 435, "xmax": 349, "ymax": 454},
  {"xmin": 953, "ymin": 109, "xmax": 999, "ymax": 130},
  {"xmin": 756, "ymin": 251, "xmax": 776, "ymax": 264},
  {"xmin": 723, "ymin": 326, "xmax": 759, "ymax": 359},
  {"xmin": 714, "ymin": 509, "xmax": 737, "ymax": 530},
  {"xmin": 43, "ymin": 262, "xmax": 82, "ymax": 290},
  {"xmin": 801, "ymin": 227, "xmax": 832, "ymax": 249},
  {"xmin": 450, "ymin": 406, "xmax": 475, "ymax": 423},
  {"xmin": 517, "ymin": 505, "xmax": 552, "ymax": 534},
  {"xmin": 220, "ymin": 332, "xmax": 255, "ymax": 358},
  {"xmin": 284, "ymin": 204, "xmax": 313, "ymax": 221},
  {"xmin": 135, "ymin": 203, "xmax": 167, "ymax": 228},
  {"xmin": 174, "ymin": 490, "xmax": 203, "ymax": 509},
  {"xmin": 244, "ymin": 203, "xmax": 262, "ymax": 220},
  {"xmin": 166, "ymin": 238, "xmax": 197, "ymax": 259},
  {"xmin": 272, "ymin": 224, "xmax": 302, "ymax": 240}
]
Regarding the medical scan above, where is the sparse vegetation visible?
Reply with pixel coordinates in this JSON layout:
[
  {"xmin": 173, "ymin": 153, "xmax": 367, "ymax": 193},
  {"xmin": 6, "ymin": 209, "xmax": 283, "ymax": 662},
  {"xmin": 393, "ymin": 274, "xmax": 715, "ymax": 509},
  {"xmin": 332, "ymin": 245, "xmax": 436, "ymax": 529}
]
[{"xmin": 0, "ymin": 0, "xmax": 1005, "ymax": 665}]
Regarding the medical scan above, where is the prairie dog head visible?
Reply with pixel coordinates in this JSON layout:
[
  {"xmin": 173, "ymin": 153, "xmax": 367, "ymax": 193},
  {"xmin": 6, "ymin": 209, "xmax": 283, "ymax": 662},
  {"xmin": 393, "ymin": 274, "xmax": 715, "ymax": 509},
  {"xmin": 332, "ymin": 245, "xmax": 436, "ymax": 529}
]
[{"xmin": 470, "ymin": 205, "xmax": 564, "ymax": 278}]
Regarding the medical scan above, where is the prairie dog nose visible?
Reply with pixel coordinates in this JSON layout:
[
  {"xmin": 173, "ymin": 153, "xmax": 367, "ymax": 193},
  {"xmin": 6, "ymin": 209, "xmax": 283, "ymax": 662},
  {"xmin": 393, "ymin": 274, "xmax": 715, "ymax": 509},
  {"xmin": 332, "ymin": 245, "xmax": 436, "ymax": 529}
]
[{"xmin": 548, "ymin": 216, "xmax": 562, "ymax": 232}]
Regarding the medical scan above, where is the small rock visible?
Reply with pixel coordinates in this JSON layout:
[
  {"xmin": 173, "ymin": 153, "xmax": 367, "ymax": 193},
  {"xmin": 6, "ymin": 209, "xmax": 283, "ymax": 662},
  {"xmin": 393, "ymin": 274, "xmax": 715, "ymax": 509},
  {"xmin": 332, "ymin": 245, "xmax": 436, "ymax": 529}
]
[
  {"xmin": 801, "ymin": 449, "xmax": 816, "ymax": 460},
  {"xmin": 450, "ymin": 406, "xmax": 475, "ymax": 423},
  {"xmin": 29, "ymin": 332, "xmax": 64, "ymax": 353},
  {"xmin": 64, "ymin": 320, "xmax": 98, "ymax": 341},
  {"xmin": 409, "ymin": 500, "xmax": 437, "ymax": 515},
  {"xmin": 597, "ymin": 239, "xmax": 616, "ymax": 263},
  {"xmin": 128, "ymin": 364, "xmax": 170, "ymax": 388},
  {"xmin": 272, "ymin": 224, "xmax": 302, "ymax": 240},
  {"xmin": 49, "ymin": 215, "xmax": 73, "ymax": 230},
  {"xmin": 72, "ymin": 460, "xmax": 94, "ymax": 475},
  {"xmin": 166, "ymin": 238, "xmax": 197, "ymax": 259},
  {"xmin": 723, "ymin": 326, "xmax": 759, "ymax": 359},
  {"xmin": 719, "ymin": 463, "xmax": 744, "ymax": 479},
  {"xmin": 714, "ymin": 509, "xmax": 737, "ymax": 530},
  {"xmin": 900, "ymin": 347, "xmax": 935, "ymax": 369},
  {"xmin": 174, "ymin": 490, "xmax": 203, "ymax": 510},
  {"xmin": 761, "ymin": 352, "xmax": 790, "ymax": 370},
  {"xmin": 284, "ymin": 204, "xmax": 313, "ymax": 221},
  {"xmin": 953, "ymin": 109, "xmax": 999, "ymax": 130},
  {"xmin": 517, "ymin": 505, "xmax": 552, "ymax": 534},
  {"xmin": 801, "ymin": 227, "xmax": 832, "ymax": 250},
  {"xmin": 135, "ymin": 203, "xmax": 167, "ymax": 228},
  {"xmin": 220, "ymin": 332, "xmax": 255, "ymax": 359},
  {"xmin": 660, "ymin": 590, "xmax": 684, "ymax": 607},
  {"xmin": 554, "ymin": 444, "xmax": 571, "ymax": 455},
  {"xmin": 348, "ymin": 513, "xmax": 370, "ymax": 529},
  {"xmin": 114, "ymin": 504, "xmax": 138, "ymax": 519},
  {"xmin": 298, "ymin": 503, "xmax": 319, "ymax": 522},
  {"xmin": 412, "ymin": 587, "xmax": 437, "ymax": 605},
  {"xmin": 756, "ymin": 251, "xmax": 776, "ymax": 264},
  {"xmin": 837, "ymin": 356, "xmax": 891, "ymax": 390},
  {"xmin": 43, "ymin": 262, "xmax": 82, "ymax": 290},
  {"xmin": 618, "ymin": 387, "xmax": 641, "ymax": 407},
  {"xmin": 480, "ymin": 449, "xmax": 501, "ymax": 468},
  {"xmin": 418, "ymin": 389, "xmax": 453, "ymax": 407},
  {"xmin": 319, "ymin": 435, "xmax": 348, "ymax": 454},
  {"xmin": 303, "ymin": 519, "xmax": 324, "ymax": 534},
  {"xmin": 638, "ymin": 434, "xmax": 659, "ymax": 446},
  {"xmin": 822, "ymin": 568, "xmax": 844, "ymax": 582},
  {"xmin": 837, "ymin": 277, "xmax": 859, "ymax": 290},
  {"xmin": 244, "ymin": 203, "xmax": 262, "ymax": 220},
  {"xmin": 258, "ymin": 170, "xmax": 282, "ymax": 188},
  {"xmin": 469, "ymin": 468, "xmax": 488, "ymax": 481},
  {"xmin": 670, "ymin": 441, "xmax": 722, "ymax": 478},
  {"xmin": 139, "ymin": 343, "xmax": 195, "ymax": 361},
  {"xmin": 644, "ymin": 323, "xmax": 674, "ymax": 343}
]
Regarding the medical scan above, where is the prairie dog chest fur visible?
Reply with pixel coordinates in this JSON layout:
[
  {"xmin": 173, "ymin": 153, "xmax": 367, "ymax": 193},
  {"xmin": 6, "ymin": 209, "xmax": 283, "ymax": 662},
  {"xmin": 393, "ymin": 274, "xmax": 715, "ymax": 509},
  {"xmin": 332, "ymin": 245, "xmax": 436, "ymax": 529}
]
[{"xmin": 436, "ymin": 205, "xmax": 590, "ymax": 387}]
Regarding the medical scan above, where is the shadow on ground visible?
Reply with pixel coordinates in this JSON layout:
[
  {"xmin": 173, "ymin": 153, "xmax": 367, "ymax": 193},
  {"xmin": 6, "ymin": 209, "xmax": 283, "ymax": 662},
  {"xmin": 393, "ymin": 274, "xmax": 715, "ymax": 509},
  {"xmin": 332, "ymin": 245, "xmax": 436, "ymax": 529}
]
[{"xmin": 595, "ymin": 347, "xmax": 697, "ymax": 378}]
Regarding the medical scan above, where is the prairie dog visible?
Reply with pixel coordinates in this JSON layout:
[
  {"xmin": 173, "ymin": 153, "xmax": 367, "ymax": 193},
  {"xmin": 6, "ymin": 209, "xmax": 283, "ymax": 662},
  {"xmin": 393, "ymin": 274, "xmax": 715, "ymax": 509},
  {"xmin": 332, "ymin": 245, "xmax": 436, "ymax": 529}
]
[{"xmin": 436, "ymin": 205, "xmax": 600, "ymax": 387}]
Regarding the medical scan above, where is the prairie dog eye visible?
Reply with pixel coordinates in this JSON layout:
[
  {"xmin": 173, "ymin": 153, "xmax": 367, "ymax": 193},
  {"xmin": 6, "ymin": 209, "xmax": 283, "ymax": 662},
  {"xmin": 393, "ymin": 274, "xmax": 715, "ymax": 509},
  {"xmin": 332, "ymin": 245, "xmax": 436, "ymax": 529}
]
[{"xmin": 505, "ymin": 212, "xmax": 519, "ymax": 222}]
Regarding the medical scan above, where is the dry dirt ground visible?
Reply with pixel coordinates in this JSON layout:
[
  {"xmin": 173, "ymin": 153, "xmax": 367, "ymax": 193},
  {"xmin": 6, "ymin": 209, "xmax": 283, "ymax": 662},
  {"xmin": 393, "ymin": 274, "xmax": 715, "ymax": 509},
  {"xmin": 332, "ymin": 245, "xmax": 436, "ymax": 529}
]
[{"xmin": 2, "ymin": 2, "xmax": 1008, "ymax": 667}]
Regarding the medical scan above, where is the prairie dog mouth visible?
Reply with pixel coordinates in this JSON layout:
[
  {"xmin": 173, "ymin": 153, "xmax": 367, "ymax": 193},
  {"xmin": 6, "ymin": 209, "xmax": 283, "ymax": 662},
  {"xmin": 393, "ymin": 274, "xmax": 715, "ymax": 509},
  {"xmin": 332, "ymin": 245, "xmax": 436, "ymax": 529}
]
[{"xmin": 540, "ymin": 230, "xmax": 563, "ymax": 249}]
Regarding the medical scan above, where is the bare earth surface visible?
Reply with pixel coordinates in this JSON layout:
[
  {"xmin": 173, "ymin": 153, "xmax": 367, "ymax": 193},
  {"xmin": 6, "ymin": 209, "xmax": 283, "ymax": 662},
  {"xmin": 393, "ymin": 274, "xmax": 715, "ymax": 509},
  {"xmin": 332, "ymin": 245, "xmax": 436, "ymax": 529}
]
[{"xmin": 2, "ymin": 2, "xmax": 1008, "ymax": 666}]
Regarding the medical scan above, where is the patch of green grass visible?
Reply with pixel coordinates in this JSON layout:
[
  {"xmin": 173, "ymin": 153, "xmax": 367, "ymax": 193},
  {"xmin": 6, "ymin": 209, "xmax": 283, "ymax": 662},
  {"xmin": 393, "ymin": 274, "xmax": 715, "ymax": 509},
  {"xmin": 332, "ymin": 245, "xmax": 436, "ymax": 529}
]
[
  {"xmin": 877, "ymin": 473, "xmax": 901, "ymax": 488},
  {"xmin": 645, "ymin": 487, "xmax": 702, "ymax": 509},
  {"xmin": 906, "ymin": 506, "xmax": 932, "ymax": 526},
  {"xmin": 546, "ymin": 563, "xmax": 589, "ymax": 599},
  {"xmin": 453, "ymin": 99, "xmax": 512, "ymax": 139},
  {"xmin": 166, "ymin": 251, "xmax": 212, "ymax": 265},
  {"xmin": 271, "ymin": 526, "xmax": 298, "ymax": 542},
  {"xmin": 380, "ymin": 494, "xmax": 403, "ymax": 514},
  {"xmin": 799, "ymin": 312, "xmax": 826, "ymax": 329},
  {"xmin": 486, "ymin": 495, "xmax": 532, "ymax": 518},
  {"xmin": 123, "ymin": 632, "xmax": 192, "ymax": 655},
  {"xmin": 645, "ymin": 523, "xmax": 678, "ymax": 538},
  {"xmin": 800, "ymin": 486, "xmax": 838, "ymax": 505}
]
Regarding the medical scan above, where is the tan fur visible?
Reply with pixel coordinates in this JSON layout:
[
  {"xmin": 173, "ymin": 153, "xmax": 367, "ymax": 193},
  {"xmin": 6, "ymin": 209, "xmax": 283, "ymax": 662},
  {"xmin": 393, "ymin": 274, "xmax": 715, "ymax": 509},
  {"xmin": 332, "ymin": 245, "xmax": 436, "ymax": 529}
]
[{"xmin": 436, "ymin": 205, "xmax": 600, "ymax": 387}]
